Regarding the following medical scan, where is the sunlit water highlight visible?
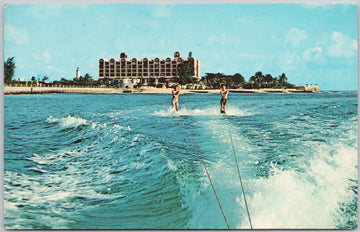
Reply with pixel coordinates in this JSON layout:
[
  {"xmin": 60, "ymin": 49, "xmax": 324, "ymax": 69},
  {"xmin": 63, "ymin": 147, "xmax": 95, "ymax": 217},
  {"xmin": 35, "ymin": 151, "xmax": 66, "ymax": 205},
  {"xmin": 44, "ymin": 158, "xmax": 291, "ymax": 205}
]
[{"xmin": 4, "ymin": 92, "xmax": 358, "ymax": 229}]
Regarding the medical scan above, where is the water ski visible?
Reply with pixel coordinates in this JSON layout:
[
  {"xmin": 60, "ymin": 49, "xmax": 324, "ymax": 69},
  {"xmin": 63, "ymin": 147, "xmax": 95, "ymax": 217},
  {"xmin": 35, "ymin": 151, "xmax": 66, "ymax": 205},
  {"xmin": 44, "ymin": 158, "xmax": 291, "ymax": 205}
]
[{"xmin": 220, "ymin": 110, "xmax": 226, "ymax": 114}]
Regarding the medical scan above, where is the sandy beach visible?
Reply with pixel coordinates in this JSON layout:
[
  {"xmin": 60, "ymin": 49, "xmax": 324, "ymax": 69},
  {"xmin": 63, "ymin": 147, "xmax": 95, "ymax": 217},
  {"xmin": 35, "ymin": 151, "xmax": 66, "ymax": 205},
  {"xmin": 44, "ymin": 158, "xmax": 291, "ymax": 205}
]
[{"xmin": 4, "ymin": 86, "xmax": 310, "ymax": 95}]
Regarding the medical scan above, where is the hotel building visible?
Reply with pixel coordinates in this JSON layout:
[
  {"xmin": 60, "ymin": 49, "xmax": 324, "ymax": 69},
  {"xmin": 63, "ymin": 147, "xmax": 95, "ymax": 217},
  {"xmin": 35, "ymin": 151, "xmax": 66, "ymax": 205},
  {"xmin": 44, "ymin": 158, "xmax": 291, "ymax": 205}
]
[{"xmin": 98, "ymin": 52, "xmax": 200, "ymax": 88}]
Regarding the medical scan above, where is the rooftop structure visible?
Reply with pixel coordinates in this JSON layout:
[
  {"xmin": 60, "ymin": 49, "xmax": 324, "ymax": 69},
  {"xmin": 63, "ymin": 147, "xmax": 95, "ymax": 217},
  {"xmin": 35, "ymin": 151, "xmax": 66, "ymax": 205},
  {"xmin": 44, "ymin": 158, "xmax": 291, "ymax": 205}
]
[{"xmin": 98, "ymin": 52, "xmax": 200, "ymax": 88}]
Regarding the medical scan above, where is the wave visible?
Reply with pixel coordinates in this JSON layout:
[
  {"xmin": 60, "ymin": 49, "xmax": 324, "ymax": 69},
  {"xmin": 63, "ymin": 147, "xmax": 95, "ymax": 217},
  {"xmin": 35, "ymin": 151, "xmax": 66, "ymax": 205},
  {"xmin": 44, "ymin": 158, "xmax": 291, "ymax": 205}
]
[
  {"xmin": 46, "ymin": 115, "xmax": 89, "ymax": 128},
  {"xmin": 241, "ymin": 131, "xmax": 357, "ymax": 229},
  {"xmin": 152, "ymin": 106, "xmax": 253, "ymax": 117},
  {"xmin": 184, "ymin": 115, "xmax": 357, "ymax": 229}
]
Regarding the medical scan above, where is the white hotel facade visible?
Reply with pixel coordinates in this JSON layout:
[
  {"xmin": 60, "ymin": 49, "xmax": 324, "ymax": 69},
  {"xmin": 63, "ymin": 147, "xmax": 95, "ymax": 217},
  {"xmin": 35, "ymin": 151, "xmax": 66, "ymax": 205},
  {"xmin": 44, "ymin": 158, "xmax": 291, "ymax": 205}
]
[{"xmin": 99, "ymin": 52, "xmax": 200, "ymax": 88}]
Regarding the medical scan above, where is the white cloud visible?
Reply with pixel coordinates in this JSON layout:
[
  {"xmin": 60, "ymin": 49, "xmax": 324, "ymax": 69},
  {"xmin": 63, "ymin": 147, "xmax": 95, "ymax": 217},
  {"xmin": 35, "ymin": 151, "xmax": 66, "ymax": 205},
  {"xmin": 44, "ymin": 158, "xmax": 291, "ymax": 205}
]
[
  {"xmin": 43, "ymin": 51, "xmax": 50, "ymax": 63},
  {"xmin": 207, "ymin": 33, "xmax": 226, "ymax": 45},
  {"xmin": 33, "ymin": 50, "xmax": 51, "ymax": 64},
  {"xmin": 302, "ymin": 46, "xmax": 323, "ymax": 61},
  {"xmin": 285, "ymin": 28, "xmax": 308, "ymax": 46},
  {"xmin": 278, "ymin": 52, "xmax": 306, "ymax": 71},
  {"xmin": 328, "ymin": 32, "xmax": 357, "ymax": 57},
  {"xmin": 5, "ymin": 25, "xmax": 29, "ymax": 45},
  {"xmin": 159, "ymin": 38, "xmax": 166, "ymax": 46},
  {"xmin": 208, "ymin": 34, "xmax": 217, "ymax": 44}
]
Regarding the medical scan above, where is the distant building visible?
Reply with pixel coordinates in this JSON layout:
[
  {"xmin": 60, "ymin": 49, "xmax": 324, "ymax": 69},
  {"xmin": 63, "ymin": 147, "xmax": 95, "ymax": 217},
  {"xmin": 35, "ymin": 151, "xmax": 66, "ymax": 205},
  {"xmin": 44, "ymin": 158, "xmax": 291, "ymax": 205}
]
[
  {"xmin": 98, "ymin": 51, "xmax": 200, "ymax": 88},
  {"xmin": 76, "ymin": 67, "xmax": 80, "ymax": 79}
]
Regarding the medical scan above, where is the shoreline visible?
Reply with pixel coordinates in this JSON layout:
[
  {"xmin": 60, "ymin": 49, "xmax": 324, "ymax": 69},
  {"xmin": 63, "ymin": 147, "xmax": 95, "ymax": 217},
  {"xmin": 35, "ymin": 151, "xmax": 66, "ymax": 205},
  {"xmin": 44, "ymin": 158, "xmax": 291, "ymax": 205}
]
[{"xmin": 4, "ymin": 86, "xmax": 317, "ymax": 95}]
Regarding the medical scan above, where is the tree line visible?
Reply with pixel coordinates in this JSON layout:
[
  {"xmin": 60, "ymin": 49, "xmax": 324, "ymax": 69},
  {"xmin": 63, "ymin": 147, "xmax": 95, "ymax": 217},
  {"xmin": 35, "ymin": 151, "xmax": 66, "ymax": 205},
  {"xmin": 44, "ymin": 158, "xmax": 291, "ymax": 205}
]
[
  {"xmin": 175, "ymin": 52, "xmax": 296, "ymax": 89},
  {"xmin": 201, "ymin": 71, "xmax": 295, "ymax": 89}
]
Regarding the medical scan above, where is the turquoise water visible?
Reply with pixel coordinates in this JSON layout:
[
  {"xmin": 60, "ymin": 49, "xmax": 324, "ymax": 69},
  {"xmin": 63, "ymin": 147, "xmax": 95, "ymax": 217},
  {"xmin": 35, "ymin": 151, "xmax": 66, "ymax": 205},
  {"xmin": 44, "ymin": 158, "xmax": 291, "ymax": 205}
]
[{"xmin": 4, "ymin": 92, "xmax": 358, "ymax": 229}]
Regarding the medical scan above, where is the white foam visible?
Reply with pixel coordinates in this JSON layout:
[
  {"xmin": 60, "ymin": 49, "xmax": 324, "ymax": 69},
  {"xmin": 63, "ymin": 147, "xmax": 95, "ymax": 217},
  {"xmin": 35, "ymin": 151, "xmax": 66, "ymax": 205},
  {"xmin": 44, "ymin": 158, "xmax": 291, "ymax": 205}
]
[
  {"xmin": 167, "ymin": 159, "xmax": 177, "ymax": 171},
  {"xmin": 113, "ymin": 124, "xmax": 123, "ymax": 130},
  {"xmin": 46, "ymin": 116, "xmax": 59, "ymax": 123},
  {"xmin": 244, "ymin": 141, "xmax": 357, "ymax": 229},
  {"xmin": 152, "ymin": 106, "xmax": 253, "ymax": 117},
  {"xmin": 184, "ymin": 114, "xmax": 357, "ymax": 229},
  {"xmin": 46, "ymin": 115, "xmax": 89, "ymax": 128}
]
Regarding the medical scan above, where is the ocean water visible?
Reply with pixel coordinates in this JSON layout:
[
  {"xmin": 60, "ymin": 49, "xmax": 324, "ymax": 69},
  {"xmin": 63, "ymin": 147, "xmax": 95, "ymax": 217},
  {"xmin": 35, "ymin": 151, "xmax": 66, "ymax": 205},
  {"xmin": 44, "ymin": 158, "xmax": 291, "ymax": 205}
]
[{"xmin": 4, "ymin": 92, "xmax": 358, "ymax": 229}]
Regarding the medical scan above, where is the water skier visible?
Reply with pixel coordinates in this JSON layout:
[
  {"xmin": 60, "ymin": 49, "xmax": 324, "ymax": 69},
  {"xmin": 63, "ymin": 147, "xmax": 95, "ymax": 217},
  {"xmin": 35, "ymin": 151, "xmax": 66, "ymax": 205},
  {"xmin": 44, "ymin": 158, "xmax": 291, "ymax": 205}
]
[
  {"xmin": 172, "ymin": 85, "xmax": 180, "ymax": 111},
  {"xmin": 220, "ymin": 84, "xmax": 229, "ymax": 113}
]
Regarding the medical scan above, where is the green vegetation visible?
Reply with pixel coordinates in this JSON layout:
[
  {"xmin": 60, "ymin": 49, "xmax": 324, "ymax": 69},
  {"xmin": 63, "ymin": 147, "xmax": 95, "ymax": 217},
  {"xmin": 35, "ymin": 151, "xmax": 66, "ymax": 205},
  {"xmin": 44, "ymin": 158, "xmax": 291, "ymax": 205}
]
[
  {"xmin": 201, "ymin": 72, "xmax": 245, "ymax": 89},
  {"xmin": 53, "ymin": 78, "xmax": 74, "ymax": 86},
  {"xmin": 4, "ymin": 57, "xmax": 16, "ymax": 84},
  {"xmin": 73, "ymin": 73, "xmax": 94, "ymax": 86},
  {"xmin": 178, "ymin": 52, "xmax": 197, "ymax": 85},
  {"xmin": 202, "ymin": 71, "xmax": 295, "ymax": 89}
]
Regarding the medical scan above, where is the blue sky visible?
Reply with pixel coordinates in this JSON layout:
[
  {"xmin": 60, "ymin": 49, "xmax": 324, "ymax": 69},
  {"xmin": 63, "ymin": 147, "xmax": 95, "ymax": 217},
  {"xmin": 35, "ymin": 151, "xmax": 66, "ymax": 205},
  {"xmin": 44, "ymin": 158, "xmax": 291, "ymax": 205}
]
[{"xmin": 4, "ymin": 3, "xmax": 358, "ymax": 90}]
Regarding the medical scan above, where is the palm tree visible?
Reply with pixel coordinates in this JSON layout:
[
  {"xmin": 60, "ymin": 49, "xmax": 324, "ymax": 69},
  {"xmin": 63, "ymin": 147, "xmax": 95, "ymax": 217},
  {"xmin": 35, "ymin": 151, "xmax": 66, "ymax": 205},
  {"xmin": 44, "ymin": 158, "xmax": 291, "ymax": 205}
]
[
  {"xmin": 279, "ymin": 73, "xmax": 288, "ymax": 88},
  {"xmin": 249, "ymin": 75, "xmax": 257, "ymax": 89},
  {"xmin": 4, "ymin": 57, "xmax": 16, "ymax": 84},
  {"xmin": 254, "ymin": 71, "xmax": 264, "ymax": 88},
  {"xmin": 264, "ymin": 74, "xmax": 273, "ymax": 88},
  {"xmin": 271, "ymin": 77, "xmax": 279, "ymax": 88}
]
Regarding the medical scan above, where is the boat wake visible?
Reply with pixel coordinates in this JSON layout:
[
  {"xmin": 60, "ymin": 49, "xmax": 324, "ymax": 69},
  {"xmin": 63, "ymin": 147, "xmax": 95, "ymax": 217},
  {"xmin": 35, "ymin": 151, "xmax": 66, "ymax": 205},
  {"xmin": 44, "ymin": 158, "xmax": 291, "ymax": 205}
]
[{"xmin": 152, "ymin": 106, "xmax": 253, "ymax": 117}]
